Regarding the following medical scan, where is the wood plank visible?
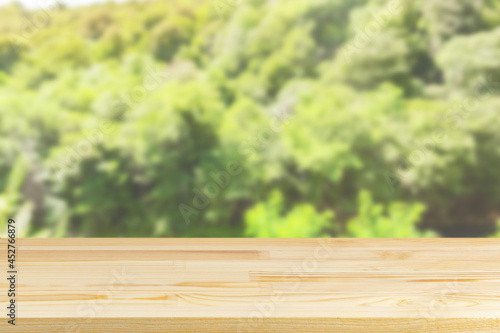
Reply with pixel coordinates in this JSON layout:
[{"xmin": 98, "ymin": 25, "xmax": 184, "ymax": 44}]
[{"xmin": 1, "ymin": 239, "xmax": 500, "ymax": 332}]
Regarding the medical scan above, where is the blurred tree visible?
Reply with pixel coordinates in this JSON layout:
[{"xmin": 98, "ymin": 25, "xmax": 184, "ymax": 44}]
[
  {"xmin": 0, "ymin": 35, "xmax": 21, "ymax": 72},
  {"xmin": 245, "ymin": 190, "xmax": 334, "ymax": 237},
  {"xmin": 343, "ymin": 190, "xmax": 434, "ymax": 237},
  {"xmin": 437, "ymin": 28, "xmax": 500, "ymax": 94},
  {"xmin": 0, "ymin": 0, "xmax": 499, "ymax": 238},
  {"xmin": 150, "ymin": 16, "xmax": 192, "ymax": 62},
  {"xmin": 81, "ymin": 10, "xmax": 114, "ymax": 39}
]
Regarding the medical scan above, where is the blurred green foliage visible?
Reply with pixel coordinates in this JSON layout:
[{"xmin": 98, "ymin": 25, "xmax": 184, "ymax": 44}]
[
  {"xmin": 1, "ymin": 0, "xmax": 500, "ymax": 237},
  {"xmin": 343, "ymin": 190, "xmax": 434, "ymax": 237},
  {"xmin": 245, "ymin": 190, "xmax": 334, "ymax": 237}
]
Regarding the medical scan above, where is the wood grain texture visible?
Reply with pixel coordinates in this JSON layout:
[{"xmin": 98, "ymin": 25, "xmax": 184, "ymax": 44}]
[{"xmin": 1, "ymin": 238, "xmax": 500, "ymax": 332}]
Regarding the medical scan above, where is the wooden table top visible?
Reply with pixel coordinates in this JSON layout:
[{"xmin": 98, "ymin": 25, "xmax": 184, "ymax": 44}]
[{"xmin": 2, "ymin": 238, "xmax": 500, "ymax": 332}]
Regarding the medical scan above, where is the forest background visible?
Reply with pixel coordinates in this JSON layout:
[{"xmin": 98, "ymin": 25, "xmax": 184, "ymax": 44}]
[{"xmin": 1, "ymin": 0, "xmax": 500, "ymax": 238}]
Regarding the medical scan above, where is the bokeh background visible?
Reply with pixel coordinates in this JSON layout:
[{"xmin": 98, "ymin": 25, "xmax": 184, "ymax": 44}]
[{"xmin": 1, "ymin": 0, "xmax": 500, "ymax": 237}]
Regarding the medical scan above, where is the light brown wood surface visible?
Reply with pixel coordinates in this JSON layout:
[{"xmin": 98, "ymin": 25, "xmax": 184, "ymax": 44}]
[{"xmin": 1, "ymin": 238, "xmax": 500, "ymax": 332}]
